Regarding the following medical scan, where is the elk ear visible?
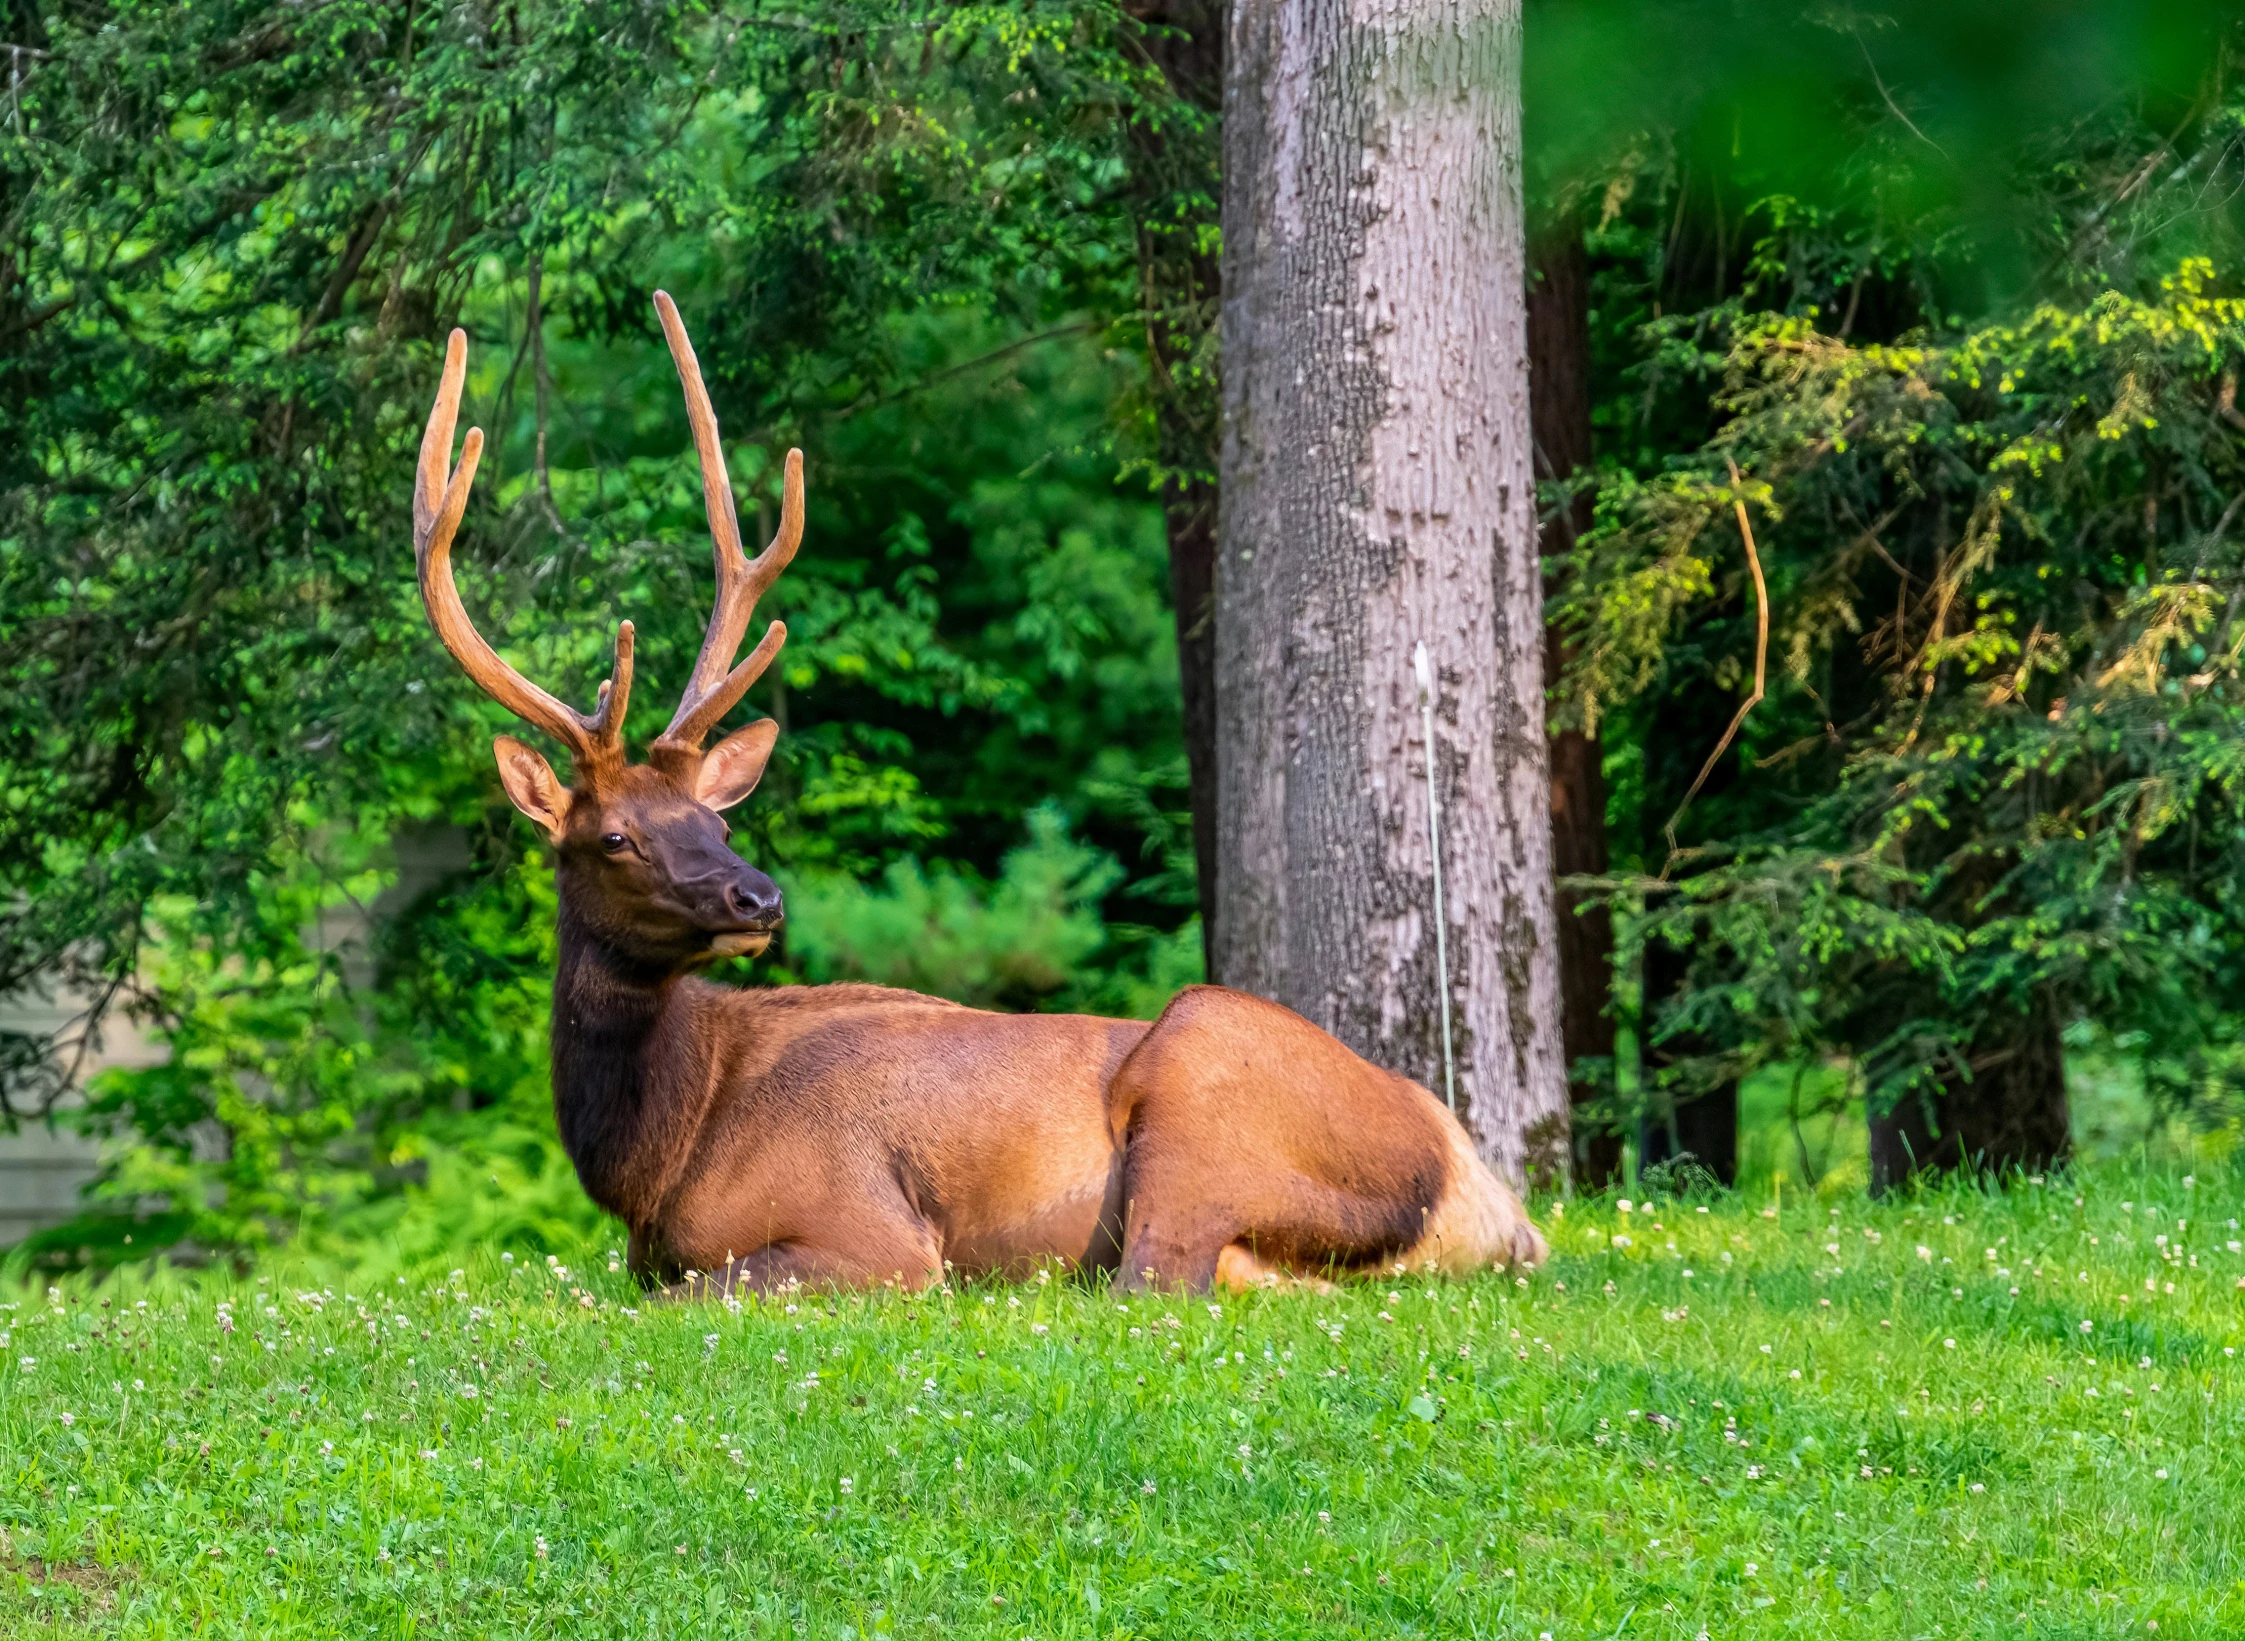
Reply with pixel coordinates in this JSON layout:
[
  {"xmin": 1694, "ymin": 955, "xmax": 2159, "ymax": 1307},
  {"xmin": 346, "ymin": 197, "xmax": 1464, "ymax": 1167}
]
[
  {"xmin": 695, "ymin": 720, "xmax": 779, "ymax": 811},
  {"xmin": 494, "ymin": 735, "xmax": 573, "ymax": 842}
]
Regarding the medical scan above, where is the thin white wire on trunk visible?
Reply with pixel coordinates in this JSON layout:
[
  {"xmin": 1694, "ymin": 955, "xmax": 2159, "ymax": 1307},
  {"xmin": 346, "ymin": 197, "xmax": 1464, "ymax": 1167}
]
[{"xmin": 1413, "ymin": 642, "xmax": 1457, "ymax": 1112}]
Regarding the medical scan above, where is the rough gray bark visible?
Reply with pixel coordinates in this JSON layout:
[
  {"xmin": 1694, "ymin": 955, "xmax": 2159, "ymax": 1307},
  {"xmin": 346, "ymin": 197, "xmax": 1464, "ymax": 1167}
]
[{"xmin": 1216, "ymin": 0, "xmax": 1568, "ymax": 1186}]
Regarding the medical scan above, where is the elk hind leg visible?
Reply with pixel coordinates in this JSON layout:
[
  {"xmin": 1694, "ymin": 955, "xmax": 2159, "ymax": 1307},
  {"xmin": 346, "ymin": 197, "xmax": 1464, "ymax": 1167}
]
[
  {"xmin": 1109, "ymin": 985, "xmax": 1538, "ymax": 1290},
  {"xmin": 1111, "ymin": 1134, "xmax": 1359, "ymax": 1293}
]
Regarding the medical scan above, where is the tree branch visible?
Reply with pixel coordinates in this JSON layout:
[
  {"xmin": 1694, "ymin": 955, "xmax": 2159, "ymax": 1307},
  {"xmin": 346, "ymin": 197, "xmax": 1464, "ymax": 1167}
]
[
  {"xmin": 1661, "ymin": 458, "xmax": 1769, "ymax": 878},
  {"xmin": 832, "ymin": 321, "xmax": 1099, "ymax": 420}
]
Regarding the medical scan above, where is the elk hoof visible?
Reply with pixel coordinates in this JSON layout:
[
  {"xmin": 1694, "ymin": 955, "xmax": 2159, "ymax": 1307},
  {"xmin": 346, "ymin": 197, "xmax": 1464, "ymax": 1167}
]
[{"xmin": 1508, "ymin": 1217, "xmax": 1550, "ymax": 1269}]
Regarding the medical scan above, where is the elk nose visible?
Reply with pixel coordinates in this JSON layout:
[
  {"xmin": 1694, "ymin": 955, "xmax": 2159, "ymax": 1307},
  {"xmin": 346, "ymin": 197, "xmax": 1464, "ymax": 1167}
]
[{"xmin": 726, "ymin": 873, "xmax": 783, "ymax": 927}]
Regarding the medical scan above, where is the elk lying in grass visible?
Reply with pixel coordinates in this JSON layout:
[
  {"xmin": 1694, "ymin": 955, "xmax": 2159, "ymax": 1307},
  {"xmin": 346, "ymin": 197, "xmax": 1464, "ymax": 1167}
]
[{"xmin": 411, "ymin": 293, "xmax": 1547, "ymax": 1295}]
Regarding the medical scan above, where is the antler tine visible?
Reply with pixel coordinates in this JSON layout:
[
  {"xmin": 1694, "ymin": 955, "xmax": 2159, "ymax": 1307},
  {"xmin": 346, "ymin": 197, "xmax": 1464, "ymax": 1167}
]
[
  {"xmin": 585, "ymin": 620, "xmax": 636, "ymax": 744},
  {"xmin": 414, "ymin": 328, "xmax": 633, "ymax": 770},
  {"xmin": 649, "ymin": 289, "xmax": 804, "ymax": 763}
]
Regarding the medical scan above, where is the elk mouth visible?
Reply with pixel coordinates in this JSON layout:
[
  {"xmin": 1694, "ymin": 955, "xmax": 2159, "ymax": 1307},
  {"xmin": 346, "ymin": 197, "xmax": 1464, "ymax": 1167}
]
[{"xmin": 707, "ymin": 930, "xmax": 773, "ymax": 958}]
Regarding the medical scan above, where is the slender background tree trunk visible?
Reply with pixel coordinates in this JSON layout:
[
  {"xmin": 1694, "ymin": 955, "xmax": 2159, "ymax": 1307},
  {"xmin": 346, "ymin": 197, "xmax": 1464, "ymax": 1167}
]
[
  {"xmin": 1218, "ymin": 0, "xmax": 1569, "ymax": 1185},
  {"xmin": 1869, "ymin": 995, "xmax": 2070, "ymax": 1192},
  {"xmin": 1129, "ymin": 1, "xmax": 1225, "ymax": 968},
  {"xmin": 1526, "ymin": 223, "xmax": 1620, "ymax": 1185},
  {"xmin": 1167, "ymin": 481, "xmax": 1220, "ymax": 957},
  {"xmin": 1636, "ymin": 938, "xmax": 1741, "ymax": 1186}
]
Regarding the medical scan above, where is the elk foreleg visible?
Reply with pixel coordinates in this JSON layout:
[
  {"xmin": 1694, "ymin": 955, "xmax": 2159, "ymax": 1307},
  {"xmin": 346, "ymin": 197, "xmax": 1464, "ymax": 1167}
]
[{"xmin": 664, "ymin": 1222, "xmax": 943, "ymax": 1301}]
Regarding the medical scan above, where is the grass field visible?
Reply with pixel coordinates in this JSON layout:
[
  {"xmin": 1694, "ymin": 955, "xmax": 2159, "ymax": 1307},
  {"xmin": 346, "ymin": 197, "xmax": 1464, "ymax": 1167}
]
[{"xmin": 5, "ymin": 1158, "xmax": 2243, "ymax": 1638}]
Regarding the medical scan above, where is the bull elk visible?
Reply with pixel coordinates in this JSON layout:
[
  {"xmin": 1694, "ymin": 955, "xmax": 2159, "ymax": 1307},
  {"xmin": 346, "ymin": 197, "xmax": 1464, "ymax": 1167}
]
[{"xmin": 410, "ymin": 292, "xmax": 1548, "ymax": 1295}]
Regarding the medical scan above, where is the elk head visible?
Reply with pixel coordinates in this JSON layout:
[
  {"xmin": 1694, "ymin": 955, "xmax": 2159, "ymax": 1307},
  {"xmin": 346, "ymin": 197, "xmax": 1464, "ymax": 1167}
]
[{"xmin": 413, "ymin": 292, "xmax": 800, "ymax": 971}]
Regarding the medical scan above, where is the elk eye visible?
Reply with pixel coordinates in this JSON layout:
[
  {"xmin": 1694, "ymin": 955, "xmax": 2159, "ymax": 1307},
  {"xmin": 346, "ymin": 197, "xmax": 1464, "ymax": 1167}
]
[{"xmin": 601, "ymin": 832, "xmax": 629, "ymax": 853}]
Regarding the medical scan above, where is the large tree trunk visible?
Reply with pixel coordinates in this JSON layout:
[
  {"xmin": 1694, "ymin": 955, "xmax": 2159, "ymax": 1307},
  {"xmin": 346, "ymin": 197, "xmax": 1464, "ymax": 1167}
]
[
  {"xmin": 1869, "ymin": 996, "xmax": 2071, "ymax": 1192},
  {"xmin": 1636, "ymin": 935, "xmax": 1739, "ymax": 1186},
  {"xmin": 1527, "ymin": 225, "xmax": 1619, "ymax": 1186},
  {"xmin": 1218, "ymin": 0, "xmax": 1569, "ymax": 1186},
  {"xmin": 1129, "ymin": 1, "xmax": 1224, "ymax": 968}
]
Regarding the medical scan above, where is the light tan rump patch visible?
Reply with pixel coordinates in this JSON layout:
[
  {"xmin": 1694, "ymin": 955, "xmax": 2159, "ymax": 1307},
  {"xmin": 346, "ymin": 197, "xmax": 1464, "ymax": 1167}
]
[{"xmin": 1393, "ymin": 1119, "xmax": 1549, "ymax": 1275}]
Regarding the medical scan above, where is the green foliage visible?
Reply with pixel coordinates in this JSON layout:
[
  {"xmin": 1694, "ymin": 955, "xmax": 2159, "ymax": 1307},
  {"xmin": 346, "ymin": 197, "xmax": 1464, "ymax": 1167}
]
[
  {"xmin": 5, "ymin": 1162, "xmax": 2244, "ymax": 1634},
  {"xmin": 1532, "ymin": 31, "xmax": 2245, "ymax": 1152},
  {"xmin": 0, "ymin": 0, "xmax": 1208, "ymax": 1259},
  {"xmin": 1529, "ymin": 0, "xmax": 2241, "ymax": 301},
  {"xmin": 780, "ymin": 805, "xmax": 1205, "ymax": 1017},
  {"xmin": 1568, "ymin": 256, "xmax": 2245, "ymax": 1118},
  {"xmin": 780, "ymin": 804, "xmax": 1113, "ymax": 1007}
]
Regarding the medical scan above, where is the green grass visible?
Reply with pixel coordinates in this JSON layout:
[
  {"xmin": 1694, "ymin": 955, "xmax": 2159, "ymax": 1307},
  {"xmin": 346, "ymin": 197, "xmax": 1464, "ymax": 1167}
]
[{"xmin": 6, "ymin": 1160, "xmax": 2245, "ymax": 1638}]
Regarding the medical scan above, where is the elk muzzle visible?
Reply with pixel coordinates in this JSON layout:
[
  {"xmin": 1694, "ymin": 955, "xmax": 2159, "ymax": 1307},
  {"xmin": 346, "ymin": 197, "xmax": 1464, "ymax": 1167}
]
[{"xmin": 709, "ymin": 868, "xmax": 783, "ymax": 956}]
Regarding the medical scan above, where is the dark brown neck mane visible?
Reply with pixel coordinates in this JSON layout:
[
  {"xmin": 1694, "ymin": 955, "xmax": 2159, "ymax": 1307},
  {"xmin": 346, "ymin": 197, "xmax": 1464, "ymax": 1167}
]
[{"xmin": 549, "ymin": 900, "xmax": 695, "ymax": 1222}]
